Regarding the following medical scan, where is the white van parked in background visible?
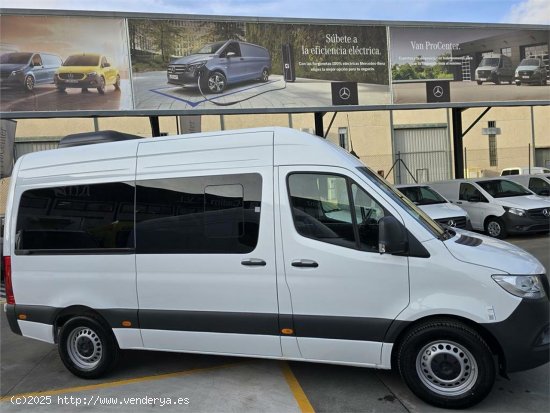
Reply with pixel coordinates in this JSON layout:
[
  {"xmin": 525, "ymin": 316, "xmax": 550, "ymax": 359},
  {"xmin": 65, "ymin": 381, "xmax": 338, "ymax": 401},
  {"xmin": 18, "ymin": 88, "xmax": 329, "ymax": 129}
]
[
  {"xmin": 430, "ymin": 178, "xmax": 550, "ymax": 239},
  {"xmin": 4, "ymin": 128, "xmax": 549, "ymax": 409},
  {"xmin": 501, "ymin": 166, "xmax": 550, "ymax": 176},
  {"xmin": 504, "ymin": 174, "xmax": 550, "ymax": 197},
  {"xmin": 396, "ymin": 184, "xmax": 471, "ymax": 229}
]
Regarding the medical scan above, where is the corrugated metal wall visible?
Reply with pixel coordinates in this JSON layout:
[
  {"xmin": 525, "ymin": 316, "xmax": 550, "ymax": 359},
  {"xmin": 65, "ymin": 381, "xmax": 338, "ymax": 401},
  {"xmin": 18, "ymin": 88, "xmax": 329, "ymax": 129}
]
[
  {"xmin": 393, "ymin": 125, "xmax": 451, "ymax": 184},
  {"xmin": 14, "ymin": 140, "xmax": 59, "ymax": 160}
]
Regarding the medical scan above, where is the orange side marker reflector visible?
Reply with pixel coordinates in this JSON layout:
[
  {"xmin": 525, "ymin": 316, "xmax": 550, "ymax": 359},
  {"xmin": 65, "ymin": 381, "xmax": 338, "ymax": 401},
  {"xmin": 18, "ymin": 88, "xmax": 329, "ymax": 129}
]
[
  {"xmin": 121, "ymin": 321, "xmax": 132, "ymax": 327},
  {"xmin": 18, "ymin": 314, "xmax": 27, "ymax": 320},
  {"xmin": 281, "ymin": 328, "xmax": 294, "ymax": 335}
]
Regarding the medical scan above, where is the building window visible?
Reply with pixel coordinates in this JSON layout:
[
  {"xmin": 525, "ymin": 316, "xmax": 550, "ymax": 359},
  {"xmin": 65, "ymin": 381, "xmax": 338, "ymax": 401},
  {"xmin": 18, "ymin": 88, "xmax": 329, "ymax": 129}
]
[
  {"xmin": 501, "ymin": 47, "xmax": 511, "ymax": 57},
  {"xmin": 338, "ymin": 127, "xmax": 348, "ymax": 150},
  {"xmin": 524, "ymin": 44, "xmax": 548, "ymax": 59}
]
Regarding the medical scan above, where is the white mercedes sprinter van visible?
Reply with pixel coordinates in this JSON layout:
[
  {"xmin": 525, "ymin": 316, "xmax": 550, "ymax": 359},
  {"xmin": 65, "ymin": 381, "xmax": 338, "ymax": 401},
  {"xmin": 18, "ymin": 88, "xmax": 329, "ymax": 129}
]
[
  {"xmin": 4, "ymin": 128, "xmax": 549, "ymax": 409},
  {"xmin": 430, "ymin": 178, "xmax": 550, "ymax": 239},
  {"xmin": 396, "ymin": 184, "xmax": 471, "ymax": 229}
]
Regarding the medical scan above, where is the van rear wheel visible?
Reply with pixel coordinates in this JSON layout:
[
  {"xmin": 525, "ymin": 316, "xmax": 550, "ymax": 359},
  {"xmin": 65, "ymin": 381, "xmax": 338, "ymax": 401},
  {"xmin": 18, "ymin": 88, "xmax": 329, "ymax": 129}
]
[
  {"xmin": 261, "ymin": 68, "xmax": 269, "ymax": 82},
  {"xmin": 58, "ymin": 316, "xmax": 119, "ymax": 379},
  {"xmin": 485, "ymin": 217, "xmax": 507, "ymax": 239},
  {"xmin": 397, "ymin": 319, "xmax": 495, "ymax": 409},
  {"xmin": 24, "ymin": 75, "xmax": 35, "ymax": 92}
]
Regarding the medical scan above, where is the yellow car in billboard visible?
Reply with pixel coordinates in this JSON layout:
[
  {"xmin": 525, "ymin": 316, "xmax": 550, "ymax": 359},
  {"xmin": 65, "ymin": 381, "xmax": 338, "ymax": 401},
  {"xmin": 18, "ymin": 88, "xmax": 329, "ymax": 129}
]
[{"xmin": 55, "ymin": 54, "xmax": 120, "ymax": 94}]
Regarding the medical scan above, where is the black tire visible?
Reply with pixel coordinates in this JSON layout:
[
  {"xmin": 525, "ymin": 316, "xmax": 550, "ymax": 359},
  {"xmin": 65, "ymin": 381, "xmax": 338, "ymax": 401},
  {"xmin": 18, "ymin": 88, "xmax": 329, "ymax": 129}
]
[
  {"xmin": 476, "ymin": 80, "xmax": 482, "ymax": 85},
  {"xmin": 260, "ymin": 68, "xmax": 269, "ymax": 82},
  {"xmin": 516, "ymin": 81, "xmax": 521, "ymax": 86},
  {"xmin": 204, "ymin": 71, "xmax": 226, "ymax": 93},
  {"xmin": 485, "ymin": 217, "xmax": 507, "ymax": 239},
  {"xmin": 493, "ymin": 76, "xmax": 501, "ymax": 85},
  {"xmin": 397, "ymin": 319, "xmax": 496, "ymax": 409},
  {"xmin": 58, "ymin": 316, "xmax": 119, "ymax": 379},
  {"xmin": 114, "ymin": 74, "xmax": 121, "ymax": 90},
  {"xmin": 97, "ymin": 76, "xmax": 106, "ymax": 94},
  {"xmin": 24, "ymin": 75, "xmax": 35, "ymax": 92}
]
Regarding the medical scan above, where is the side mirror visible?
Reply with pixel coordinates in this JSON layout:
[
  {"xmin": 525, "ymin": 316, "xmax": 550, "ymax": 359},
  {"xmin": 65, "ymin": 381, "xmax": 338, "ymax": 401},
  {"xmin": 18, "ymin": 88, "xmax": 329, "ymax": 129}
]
[
  {"xmin": 226, "ymin": 52, "xmax": 236, "ymax": 58},
  {"xmin": 378, "ymin": 216, "xmax": 408, "ymax": 255}
]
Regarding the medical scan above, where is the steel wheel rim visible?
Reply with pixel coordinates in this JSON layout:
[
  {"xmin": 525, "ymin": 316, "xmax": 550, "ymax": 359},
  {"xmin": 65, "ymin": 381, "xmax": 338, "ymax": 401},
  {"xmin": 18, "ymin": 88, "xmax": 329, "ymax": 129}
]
[
  {"xmin": 208, "ymin": 74, "xmax": 225, "ymax": 92},
  {"xmin": 416, "ymin": 340, "xmax": 478, "ymax": 396},
  {"xmin": 262, "ymin": 69, "xmax": 268, "ymax": 81},
  {"xmin": 487, "ymin": 221, "xmax": 501, "ymax": 237},
  {"xmin": 67, "ymin": 326, "xmax": 103, "ymax": 370}
]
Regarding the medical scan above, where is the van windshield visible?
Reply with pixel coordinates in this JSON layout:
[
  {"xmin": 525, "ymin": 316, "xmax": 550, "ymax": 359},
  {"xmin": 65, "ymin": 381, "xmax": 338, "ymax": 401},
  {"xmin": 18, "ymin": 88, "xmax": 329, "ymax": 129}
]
[
  {"xmin": 398, "ymin": 186, "xmax": 447, "ymax": 205},
  {"xmin": 195, "ymin": 42, "xmax": 226, "ymax": 54},
  {"xmin": 479, "ymin": 58, "xmax": 499, "ymax": 67},
  {"xmin": 63, "ymin": 55, "xmax": 99, "ymax": 66},
  {"xmin": 520, "ymin": 59, "xmax": 540, "ymax": 66},
  {"xmin": 476, "ymin": 179, "xmax": 532, "ymax": 198},
  {"xmin": 0, "ymin": 53, "xmax": 32, "ymax": 64},
  {"xmin": 357, "ymin": 167, "xmax": 445, "ymax": 238}
]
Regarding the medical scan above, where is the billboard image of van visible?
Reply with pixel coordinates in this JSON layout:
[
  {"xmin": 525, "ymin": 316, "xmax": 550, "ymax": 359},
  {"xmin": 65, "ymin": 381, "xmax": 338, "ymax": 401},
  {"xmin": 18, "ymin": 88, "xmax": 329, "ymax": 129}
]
[{"xmin": 129, "ymin": 19, "xmax": 391, "ymax": 110}]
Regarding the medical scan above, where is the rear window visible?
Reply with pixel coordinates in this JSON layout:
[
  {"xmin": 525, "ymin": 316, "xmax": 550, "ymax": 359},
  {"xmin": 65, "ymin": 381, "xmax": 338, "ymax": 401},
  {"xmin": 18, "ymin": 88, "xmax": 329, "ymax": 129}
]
[{"xmin": 16, "ymin": 182, "xmax": 135, "ymax": 253}]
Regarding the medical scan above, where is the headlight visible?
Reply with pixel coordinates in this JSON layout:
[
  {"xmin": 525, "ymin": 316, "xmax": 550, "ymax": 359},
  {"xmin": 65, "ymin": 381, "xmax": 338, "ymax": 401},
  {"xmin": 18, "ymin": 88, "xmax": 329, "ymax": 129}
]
[
  {"xmin": 10, "ymin": 70, "xmax": 21, "ymax": 76},
  {"xmin": 492, "ymin": 275, "xmax": 545, "ymax": 299},
  {"xmin": 86, "ymin": 72, "xmax": 98, "ymax": 77},
  {"xmin": 515, "ymin": 70, "xmax": 519, "ymax": 76},
  {"xmin": 505, "ymin": 207, "xmax": 526, "ymax": 216},
  {"xmin": 189, "ymin": 61, "xmax": 207, "ymax": 69}
]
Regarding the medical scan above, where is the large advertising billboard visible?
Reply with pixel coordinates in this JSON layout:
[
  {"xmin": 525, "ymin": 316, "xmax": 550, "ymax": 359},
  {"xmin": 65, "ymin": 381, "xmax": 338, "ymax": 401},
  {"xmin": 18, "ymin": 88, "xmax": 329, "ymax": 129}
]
[
  {"xmin": 0, "ymin": 10, "xmax": 548, "ymax": 116},
  {"xmin": 129, "ymin": 19, "xmax": 390, "ymax": 110}
]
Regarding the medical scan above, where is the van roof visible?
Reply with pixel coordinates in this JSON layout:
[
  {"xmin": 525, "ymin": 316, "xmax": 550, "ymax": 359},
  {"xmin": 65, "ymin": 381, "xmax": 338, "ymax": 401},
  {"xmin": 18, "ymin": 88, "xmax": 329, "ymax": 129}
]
[{"xmin": 15, "ymin": 127, "xmax": 364, "ymax": 184}]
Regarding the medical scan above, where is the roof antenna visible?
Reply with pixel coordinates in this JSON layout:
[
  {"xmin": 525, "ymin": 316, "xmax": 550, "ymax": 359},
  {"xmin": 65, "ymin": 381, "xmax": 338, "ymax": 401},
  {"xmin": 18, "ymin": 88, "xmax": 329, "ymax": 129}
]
[{"xmin": 347, "ymin": 114, "xmax": 359, "ymax": 158}]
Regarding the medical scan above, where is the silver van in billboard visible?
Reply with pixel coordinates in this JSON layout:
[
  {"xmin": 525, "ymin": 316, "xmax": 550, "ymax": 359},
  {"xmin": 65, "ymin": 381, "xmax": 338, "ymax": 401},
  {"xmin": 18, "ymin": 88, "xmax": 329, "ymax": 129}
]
[
  {"xmin": 515, "ymin": 56, "xmax": 548, "ymax": 86},
  {"xmin": 167, "ymin": 40, "xmax": 271, "ymax": 93},
  {"xmin": 0, "ymin": 52, "xmax": 63, "ymax": 91},
  {"xmin": 475, "ymin": 53, "xmax": 514, "ymax": 85}
]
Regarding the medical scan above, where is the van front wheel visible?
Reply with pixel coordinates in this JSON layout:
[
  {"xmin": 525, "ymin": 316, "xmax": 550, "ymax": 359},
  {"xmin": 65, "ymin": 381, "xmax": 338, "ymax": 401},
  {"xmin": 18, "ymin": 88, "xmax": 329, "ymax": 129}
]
[
  {"xmin": 397, "ymin": 320, "xmax": 495, "ymax": 409},
  {"xmin": 485, "ymin": 217, "xmax": 507, "ymax": 239},
  {"xmin": 58, "ymin": 316, "xmax": 119, "ymax": 379}
]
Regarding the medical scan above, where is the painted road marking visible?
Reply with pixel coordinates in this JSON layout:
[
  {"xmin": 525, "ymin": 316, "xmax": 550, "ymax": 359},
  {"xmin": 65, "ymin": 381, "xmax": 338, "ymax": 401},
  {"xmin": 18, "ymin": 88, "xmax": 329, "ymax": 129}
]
[
  {"xmin": 0, "ymin": 361, "xmax": 246, "ymax": 402},
  {"xmin": 280, "ymin": 362, "xmax": 315, "ymax": 413}
]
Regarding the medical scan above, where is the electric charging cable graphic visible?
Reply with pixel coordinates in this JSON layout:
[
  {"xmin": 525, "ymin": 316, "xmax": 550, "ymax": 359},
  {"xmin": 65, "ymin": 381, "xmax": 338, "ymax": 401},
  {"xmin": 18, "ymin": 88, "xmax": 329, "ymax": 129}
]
[{"xmin": 196, "ymin": 71, "xmax": 287, "ymax": 106}]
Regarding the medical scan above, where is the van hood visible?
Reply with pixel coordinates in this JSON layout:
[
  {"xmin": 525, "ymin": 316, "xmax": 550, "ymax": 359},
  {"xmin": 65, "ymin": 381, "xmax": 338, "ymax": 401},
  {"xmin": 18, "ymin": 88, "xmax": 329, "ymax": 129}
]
[
  {"xmin": 0, "ymin": 63, "xmax": 26, "ymax": 73},
  {"xmin": 419, "ymin": 203, "xmax": 468, "ymax": 220},
  {"xmin": 516, "ymin": 65, "xmax": 539, "ymax": 71},
  {"xmin": 494, "ymin": 195, "xmax": 550, "ymax": 209},
  {"xmin": 172, "ymin": 54, "xmax": 214, "ymax": 65},
  {"xmin": 444, "ymin": 229, "xmax": 545, "ymax": 274}
]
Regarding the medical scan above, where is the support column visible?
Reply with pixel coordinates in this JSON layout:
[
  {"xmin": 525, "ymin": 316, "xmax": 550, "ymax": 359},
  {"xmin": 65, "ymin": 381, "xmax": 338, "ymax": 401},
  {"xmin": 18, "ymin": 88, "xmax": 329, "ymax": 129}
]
[
  {"xmin": 149, "ymin": 116, "xmax": 160, "ymax": 137},
  {"xmin": 314, "ymin": 112, "xmax": 324, "ymax": 138},
  {"xmin": 452, "ymin": 108, "xmax": 464, "ymax": 179}
]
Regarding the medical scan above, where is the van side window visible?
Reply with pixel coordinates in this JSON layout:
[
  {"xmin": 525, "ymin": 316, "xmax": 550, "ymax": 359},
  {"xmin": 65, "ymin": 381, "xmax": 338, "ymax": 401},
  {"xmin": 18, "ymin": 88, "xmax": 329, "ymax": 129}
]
[
  {"xmin": 529, "ymin": 177, "xmax": 550, "ymax": 196},
  {"xmin": 288, "ymin": 173, "xmax": 387, "ymax": 252},
  {"xmin": 135, "ymin": 173, "xmax": 261, "ymax": 254},
  {"xmin": 15, "ymin": 182, "xmax": 135, "ymax": 252},
  {"xmin": 459, "ymin": 183, "xmax": 486, "ymax": 202},
  {"xmin": 221, "ymin": 42, "xmax": 241, "ymax": 57},
  {"xmin": 32, "ymin": 54, "xmax": 42, "ymax": 66}
]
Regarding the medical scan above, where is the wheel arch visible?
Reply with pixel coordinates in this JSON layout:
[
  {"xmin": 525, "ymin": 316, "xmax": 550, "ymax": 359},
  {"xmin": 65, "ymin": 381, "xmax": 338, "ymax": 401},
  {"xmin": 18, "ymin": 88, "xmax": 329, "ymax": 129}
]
[
  {"xmin": 389, "ymin": 314, "xmax": 506, "ymax": 375},
  {"xmin": 53, "ymin": 305, "xmax": 113, "ymax": 344}
]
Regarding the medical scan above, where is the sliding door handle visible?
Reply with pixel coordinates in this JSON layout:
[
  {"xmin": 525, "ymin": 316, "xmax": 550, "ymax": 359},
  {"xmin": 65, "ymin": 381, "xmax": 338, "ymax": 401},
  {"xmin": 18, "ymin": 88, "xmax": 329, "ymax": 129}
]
[
  {"xmin": 241, "ymin": 258, "xmax": 266, "ymax": 266},
  {"xmin": 291, "ymin": 259, "xmax": 319, "ymax": 268}
]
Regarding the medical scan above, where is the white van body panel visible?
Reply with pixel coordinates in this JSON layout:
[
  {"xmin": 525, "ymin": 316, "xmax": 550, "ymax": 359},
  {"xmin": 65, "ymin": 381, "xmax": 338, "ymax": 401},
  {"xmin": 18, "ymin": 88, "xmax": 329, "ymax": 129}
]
[
  {"xmin": 417, "ymin": 203, "xmax": 468, "ymax": 221},
  {"xmin": 17, "ymin": 320, "xmax": 55, "ymax": 344}
]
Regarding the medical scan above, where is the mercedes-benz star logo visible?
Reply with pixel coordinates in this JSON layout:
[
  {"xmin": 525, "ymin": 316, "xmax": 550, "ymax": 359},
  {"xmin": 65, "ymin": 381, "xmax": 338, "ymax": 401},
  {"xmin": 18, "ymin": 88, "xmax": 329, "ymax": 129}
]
[
  {"xmin": 447, "ymin": 219, "xmax": 456, "ymax": 227},
  {"xmin": 339, "ymin": 87, "xmax": 351, "ymax": 100},
  {"xmin": 433, "ymin": 85, "xmax": 444, "ymax": 98},
  {"xmin": 543, "ymin": 209, "xmax": 549, "ymax": 217},
  {"xmin": 68, "ymin": 73, "xmax": 73, "ymax": 79}
]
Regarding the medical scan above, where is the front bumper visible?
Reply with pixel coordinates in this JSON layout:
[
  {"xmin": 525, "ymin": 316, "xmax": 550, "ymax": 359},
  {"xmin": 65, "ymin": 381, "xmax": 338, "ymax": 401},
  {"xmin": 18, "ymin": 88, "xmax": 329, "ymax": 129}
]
[
  {"xmin": 515, "ymin": 72, "xmax": 544, "ymax": 84},
  {"xmin": 0, "ymin": 73, "xmax": 25, "ymax": 87},
  {"xmin": 167, "ymin": 71, "xmax": 201, "ymax": 86},
  {"xmin": 502, "ymin": 211, "xmax": 550, "ymax": 234},
  {"xmin": 55, "ymin": 75, "xmax": 101, "ymax": 88},
  {"xmin": 483, "ymin": 296, "xmax": 549, "ymax": 373}
]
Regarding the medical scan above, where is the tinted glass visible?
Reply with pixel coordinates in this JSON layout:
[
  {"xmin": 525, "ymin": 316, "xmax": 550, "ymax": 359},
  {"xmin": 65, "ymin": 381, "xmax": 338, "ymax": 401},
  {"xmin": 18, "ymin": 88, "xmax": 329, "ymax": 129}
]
[
  {"xmin": 398, "ymin": 186, "xmax": 447, "ymax": 205},
  {"xmin": 520, "ymin": 59, "xmax": 540, "ymax": 66},
  {"xmin": 351, "ymin": 183, "xmax": 387, "ymax": 252},
  {"xmin": 42, "ymin": 54, "xmax": 61, "ymax": 66},
  {"xmin": 63, "ymin": 55, "xmax": 99, "ymax": 66},
  {"xmin": 221, "ymin": 42, "xmax": 241, "ymax": 57},
  {"xmin": 136, "ymin": 174, "xmax": 261, "ymax": 254},
  {"xmin": 459, "ymin": 183, "xmax": 486, "ymax": 201},
  {"xmin": 476, "ymin": 179, "xmax": 531, "ymax": 198},
  {"xmin": 16, "ymin": 182, "xmax": 135, "ymax": 252},
  {"xmin": 529, "ymin": 178, "xmax": 550, "ymax": 196},
  {"xmin": 196, "ymin": 42, "xmax": 226, "ymax": 54},
  {"xmin": 0, "ymin": 53, "xmax": 32, "ymax": 64},
  {"xmin": 480, "ymin": 58, "xmax": 499, "ymax": 67}
]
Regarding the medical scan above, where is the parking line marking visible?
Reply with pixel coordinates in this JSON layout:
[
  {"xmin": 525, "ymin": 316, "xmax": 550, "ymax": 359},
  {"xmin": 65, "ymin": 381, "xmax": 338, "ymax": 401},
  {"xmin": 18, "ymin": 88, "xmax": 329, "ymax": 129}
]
[
  {"xmin": 280, "ymin": 362, "xmax": 315, "ymax": 413},
  {"xmin": 0, "ymin": 361, "xmax": 245, "ymax": 402}
]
